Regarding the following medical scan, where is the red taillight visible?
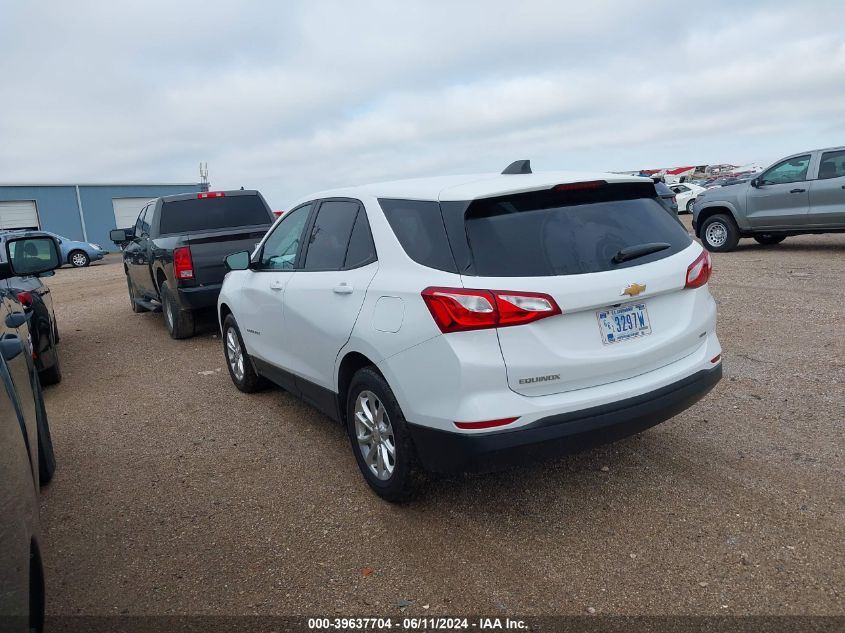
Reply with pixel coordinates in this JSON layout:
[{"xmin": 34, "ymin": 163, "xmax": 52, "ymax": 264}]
[
  {"xmin": 685, "ymin": 250, "xmax": 712, "ymax": 289},
  {"xmin": 273, "ymin": 210, "xmax": 284, "ymax": 218},
  {"xmin": 173, "ymin": 246, "xmax": 194, "ymax": 281},
  {"xmin": 15, "ymin": 291, "xmax": 33, "ymax": 309},
  {"xmin": 197, "ymin": 191, "xmax": 225, "ymax": 199},
  {"xmin": 553, "ymin": 180, "xmax": 606, "ymax": 192},
  {"xmin": 421, "ymin": 287, "xmax": 561, "ymax": 333},
  {"xmin": 454, "ymin": 417, "xmax": 519, "ymax": 430}
]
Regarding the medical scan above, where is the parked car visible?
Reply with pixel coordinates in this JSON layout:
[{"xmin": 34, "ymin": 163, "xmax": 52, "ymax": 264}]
[
  {"xmin": 0, "ymin": 233, "xmax": 63, "ymax": 631},
  {"xmin": 693, "ymin": 147, "xmax": 845, "ymax": 252},
  {"xmin": 217, "ymin": 161, "xmax": 722, "ymax": 501},
  {"xmin": 670, "ymin": 182, "xmax": 706, "ymax": 214},
  {"xmin": 110, "ymin": 190, "xmax": 275, "ymax": 339},
  {"xmin": 47, "ymin": 232, "xmax": 107, "ymax": 268},
  {"xmin": 0, "ymin": 232, "xmax": 63, "ymax": 386},
  {"xmin": 653, "ymin": 179, "xmax": 679, "ymax": 215}
]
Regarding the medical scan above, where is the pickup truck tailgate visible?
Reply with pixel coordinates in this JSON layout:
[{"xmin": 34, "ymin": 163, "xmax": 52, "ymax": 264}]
[{"xmin": 182, "ymin": 227, "xmax": 269, "ymax": 286}]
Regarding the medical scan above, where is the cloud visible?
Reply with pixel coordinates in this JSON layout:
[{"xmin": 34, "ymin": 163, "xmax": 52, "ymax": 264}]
[{"xmin": 1, "ymin": 0, "xmax": 843, "ymax": 206}]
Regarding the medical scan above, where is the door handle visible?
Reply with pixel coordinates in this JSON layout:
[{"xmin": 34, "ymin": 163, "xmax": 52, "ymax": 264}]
[
  {"xmin": 270, "ymin": 280, "xmax": 284, "ymax": 291},
  {"xmin": 789, "ymin": 188, "xmax": 806, "ymax": 193},
  {"xmin": 333, "ymin": 282, "xmax": 354, "ymax": 295},
  {"xmin": 0, "ymin": 335, "xmax": 23, "ymax": 361}
]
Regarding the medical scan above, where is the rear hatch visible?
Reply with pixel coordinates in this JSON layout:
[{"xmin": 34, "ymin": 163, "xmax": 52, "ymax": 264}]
[
  {"xmin": 459, "ymin": 182, "xmax": 707, "ymax": 397},
  {"xmin": 159, "ymin": 193, "xmax": 273, "ymax": 285}
]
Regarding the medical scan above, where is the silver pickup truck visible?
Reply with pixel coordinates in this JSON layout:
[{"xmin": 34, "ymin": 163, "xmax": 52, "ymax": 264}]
[{"xmin": 692, "ymin": 146, "xmax": 845, "ymax": 252}]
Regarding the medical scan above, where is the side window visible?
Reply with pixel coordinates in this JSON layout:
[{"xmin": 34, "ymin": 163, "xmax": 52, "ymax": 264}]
[
  {"xmin": 761, "ymin": 155, "xmax": 811, "ymax": 185},
  {"xmin": 142, "ymin": 202, "xmax": 154, "ymax": 235},
  {"xmin": 134, "ymin": 205, "xmax": 149, "ymax": 238},
  {"xmin": 257, "ymin": 203, "xmax": 312, "ymax": 270},
  {"xmin": 303, "ymin": 200, "xmax": 360, "ymax": 271},
  {"xmin": 344, "ymin": 208, "xmax": 377, "ymax": 269},
  {"xmin": 817, "ymin": 150, "xmax": 845, "ymax": 180}
]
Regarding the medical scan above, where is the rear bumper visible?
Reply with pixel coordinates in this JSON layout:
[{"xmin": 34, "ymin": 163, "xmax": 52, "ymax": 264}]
[
  {"xmin": 177, "ymin": 283, "xmax": 222, "ymax": 309},
  {"xmin": 407, "ymin": 363, "xmax": 722, "ymax": 474}
]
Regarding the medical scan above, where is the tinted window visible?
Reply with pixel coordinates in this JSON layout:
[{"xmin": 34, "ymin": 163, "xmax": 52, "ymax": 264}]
[
  {"xmin": 344, "ymin": 209, "xmax": 376, "ymax": 268},
  {"xmin": 463, "ymin": 184, "xmax": 692, "ymax": 277},
  {"xmin": 303, "ymin": 201, "xmax": 359, "ymax": 271},
  {"xmin": 379, "ymin": 199, "xmax": 457, "ymax": 272},
  {"xmin": 258, "ymin": 204, "xmax": 312, "ymax": 270},
  {"xmin": 159, "ymin": 195, "xmax": 271, "ymax": 235},
  {"xmin": 134, "ymin": 205, "xmax": 149, "ymax": 237},
  {"xmin": 761, "ymin": 155, "xmax": 810, "ymax": 185},
  {"xmin": 818, "ymin": 150, "xmax": 845, "ymax": 180}
]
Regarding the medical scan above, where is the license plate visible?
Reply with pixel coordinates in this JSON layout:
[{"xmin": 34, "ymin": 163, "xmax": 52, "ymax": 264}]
[{"xmin": 597, "ymin": 303, "xmax": 652, "ymax": 345}]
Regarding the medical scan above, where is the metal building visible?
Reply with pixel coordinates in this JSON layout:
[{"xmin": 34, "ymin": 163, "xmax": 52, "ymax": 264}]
[{"xmin": 0, "ymin": 182, "xmax": 207, "ymax": 250}]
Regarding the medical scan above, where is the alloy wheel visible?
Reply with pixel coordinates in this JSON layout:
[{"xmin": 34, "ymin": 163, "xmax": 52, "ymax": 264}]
[
  {"xmin": 354, "ymin": 390, "xmax": 396, "ymax": 481},
  {"xmin": 71, "ymin": 252, "xmax": 88, "ymax": 267},
  {"xmin": 705, "ymin": 221, "xmax": 728, "ymax": 247},
  {"xmin": 225, "ymin": 327, "xmax": 245, "ymax": 382}
]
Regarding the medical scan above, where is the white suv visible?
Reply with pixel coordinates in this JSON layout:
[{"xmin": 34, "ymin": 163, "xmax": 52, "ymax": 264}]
[{"xmin": 218, "ymin": 161, "xmax": 722, "ymax": 501}]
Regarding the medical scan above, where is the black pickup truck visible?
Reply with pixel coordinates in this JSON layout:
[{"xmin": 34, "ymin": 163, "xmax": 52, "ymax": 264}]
[{"xmin": 110, "ymin": 190, "xmax": 274, "ymax": 339}]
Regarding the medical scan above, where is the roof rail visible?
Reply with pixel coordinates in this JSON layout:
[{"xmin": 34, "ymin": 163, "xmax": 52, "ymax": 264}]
[{"xmin": 502, "ymin": 160, "xmax": 532, "ymax": 175}]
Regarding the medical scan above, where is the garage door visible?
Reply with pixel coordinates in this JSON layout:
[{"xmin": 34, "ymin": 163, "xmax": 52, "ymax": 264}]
[
  {"xmin": 112, "ymin": 197, "xmax": 153, "ymax": 230},
  {"xmin": 0, "ymin": 200, "xmax": 39, "ymax": 230}
]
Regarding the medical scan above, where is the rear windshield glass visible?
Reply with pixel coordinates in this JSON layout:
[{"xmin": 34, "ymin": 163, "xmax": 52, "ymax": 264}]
[
  {"xmin": 159, "ymin": 195, "xmax": 271, "ymax": 234},
  {"xmin": 379, "ymin": 199, "xmax": 457, "ymax": 272},
  {"xmin": 464, "ymin": 183, "xmax": 691, "ymax": 277}
]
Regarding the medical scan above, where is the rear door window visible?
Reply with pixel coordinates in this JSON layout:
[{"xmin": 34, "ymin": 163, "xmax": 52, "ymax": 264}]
[
  {"xmin": 817, "ymin": 150, "xmax": 845, "ymax": 180},
  {"xmin": 303, "ymin": 200, "xmax": 360, "ymax": 271},
  {"xmin": 343, "ymin": 209, "xmax": 377, "ymax": 269},
  {"xmin": 463, "ymin": 183, "xmax": 692, "ymax": 277},
  {"xmin": 159, "ymin": 195, "xmax": 271, "ymax": 235}
]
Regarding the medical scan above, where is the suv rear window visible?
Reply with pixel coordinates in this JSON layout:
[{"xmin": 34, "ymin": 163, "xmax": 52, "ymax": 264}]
[
  {"xmin": 159, "ymin": 195, "xmax": 271, "ymax": 235},
  {"xmin": 463, "ymin": 183, "xmax": 692, "ymax": 277}
]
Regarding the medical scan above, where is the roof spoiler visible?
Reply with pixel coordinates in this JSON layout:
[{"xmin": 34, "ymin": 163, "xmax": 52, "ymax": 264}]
[{"xmin": 502, "ymin": 160, "xmax": 532, "ymax": 175}]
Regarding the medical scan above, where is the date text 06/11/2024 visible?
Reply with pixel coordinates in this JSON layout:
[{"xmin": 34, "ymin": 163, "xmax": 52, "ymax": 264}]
[{"xmin": 307, "ymin": 617, "xmax": 528, "ymax": 630}]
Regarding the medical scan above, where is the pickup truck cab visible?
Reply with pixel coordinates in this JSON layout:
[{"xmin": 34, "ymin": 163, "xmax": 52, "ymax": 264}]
[
  {"xmin": 111, "ymin": 190, "xmax": 274, "ymax": 339},
  {"xmin": 693, "ymin": 146, "xmax": 845, "ymax": 252}
]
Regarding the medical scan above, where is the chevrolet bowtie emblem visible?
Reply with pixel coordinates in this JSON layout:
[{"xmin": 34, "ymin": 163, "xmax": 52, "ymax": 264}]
[{"xmin": 621, "ymin": 283, "xmax": 646, "ymax": 297}]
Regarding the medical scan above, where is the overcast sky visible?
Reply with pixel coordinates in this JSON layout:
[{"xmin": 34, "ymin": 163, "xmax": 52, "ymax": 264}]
[{"xmin": 1, "ymin": 0, "xmax": 844, "ymax": 208}]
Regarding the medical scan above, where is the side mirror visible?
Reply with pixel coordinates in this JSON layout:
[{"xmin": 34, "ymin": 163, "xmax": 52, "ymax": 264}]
[
  {"xmin": 750, "ymin": 178, "xmax": 760, "ymax": 188},
  {"xmin": 110, "ymin": 228, "xmax": 130, "ymax": 243},
  {"xmin": 224, "ymin": 251, "xmax": 251, "ymax": 272},
  {"xmin": 0, "ymin": 236, "xmax": 61, "ymax": 280}
]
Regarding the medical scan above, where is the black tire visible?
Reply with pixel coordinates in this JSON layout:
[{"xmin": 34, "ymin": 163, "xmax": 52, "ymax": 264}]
[
  {"xmin": 68, "ymin": 250, "xmax": 90, "ymax": 267},
  {"xmin": 222, "ymin": 315, "xmax": 268, "ymax": 393},
  {"xmin": 686, "ymin": 198, "xmax": 696, "ymax": 213},
  {"xmin": 127, "ymin": 274, "xmax": 145, "ymax": 313},
  {"xmin": 33, "ymin": 376, "xmax": 56, "ymax": 485},
  {"xmin": 38, "ymin": 335, "xmax": 62, "ymax": 387},
  {"xmin": 160, "ymin": 280, "xmax": 195, "ymax": 339},
  {"xmin": 700, "ymin": 213, "xmax": 740, "ymax": 252},
  {"xmin": 754, "ymin": 234, "xmax": 787, "ymax": 246},
  {"xmin": 346, "ymin": 367, "xmax": 422, "ymax": 502}
]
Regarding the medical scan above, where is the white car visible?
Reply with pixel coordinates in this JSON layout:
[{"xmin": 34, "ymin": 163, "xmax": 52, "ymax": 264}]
[
  {"xmin": 218, "ymin": 161, "xmax": 722, "ymax": 501},
  {"xmin": 669, "ymin": 182, "xmax": 706, "ymax": 213}
]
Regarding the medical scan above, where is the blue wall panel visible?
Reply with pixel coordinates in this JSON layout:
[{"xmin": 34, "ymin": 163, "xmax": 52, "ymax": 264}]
[{"xmin": 0, "ymin": 183, "xmax": 203, "ymax": 251}]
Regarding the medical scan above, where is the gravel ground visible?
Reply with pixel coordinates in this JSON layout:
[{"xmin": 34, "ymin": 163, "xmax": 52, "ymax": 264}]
[{"xmin": 39, "ymin": 218, "xmax": 844, "ymax": 617}]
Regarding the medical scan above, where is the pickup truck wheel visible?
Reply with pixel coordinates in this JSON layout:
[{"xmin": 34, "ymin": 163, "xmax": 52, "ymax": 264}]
[
  {"xmin": 68, "ymin": 250, "xmax": 90, "ymax": 267},
  {"xmin": 127, "ymin": 275, "xmax": 146, "ymax": 313},
  {"xmin": 222, "ymin": 315, "xmax": 267, "ymax": 393},
  {"xmin": 700, "ymin": 214, "xmax": 740, "ymax": 252},
  {"xmin": 346, "ymin": 368, "xmax": 422, "ymax": 503},
  {"xmin": 161, "ymin": 281, "xmax": 195, "ymax": 339},
  {"xmin": 754, "ymin": 234, "xmax": 787, "ymax": 246}
]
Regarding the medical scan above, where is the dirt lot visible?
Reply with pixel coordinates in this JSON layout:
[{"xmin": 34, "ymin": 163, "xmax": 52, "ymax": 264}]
[{"xmin": 39, "ymin": 219, "xmax": 844, "ymax": 617}]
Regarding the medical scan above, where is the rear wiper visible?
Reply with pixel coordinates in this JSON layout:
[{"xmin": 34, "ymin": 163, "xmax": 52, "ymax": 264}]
[{"xmin": 612, "ymin": 242, "xmax": 671, "ymax": 264}]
